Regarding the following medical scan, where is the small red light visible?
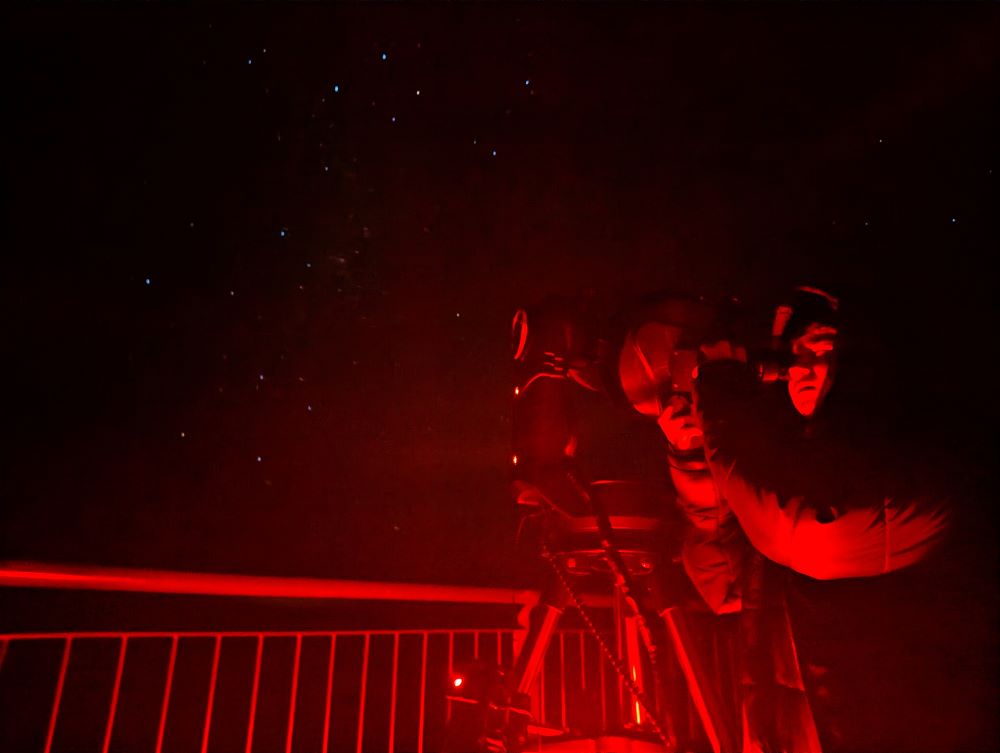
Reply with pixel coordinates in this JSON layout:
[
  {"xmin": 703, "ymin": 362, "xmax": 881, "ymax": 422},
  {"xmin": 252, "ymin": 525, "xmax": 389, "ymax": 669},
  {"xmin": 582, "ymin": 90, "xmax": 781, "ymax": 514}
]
[
  {"xmin": 514, "ymin": 386, "xmax": 520, "ymax": 396},
  {"xmin": 512, "ymin": 455, "xmax": 518, "ymax": 465},
  {"xmin": 453, "ymin": 677, "xmax": 464, "ymax": 688}
]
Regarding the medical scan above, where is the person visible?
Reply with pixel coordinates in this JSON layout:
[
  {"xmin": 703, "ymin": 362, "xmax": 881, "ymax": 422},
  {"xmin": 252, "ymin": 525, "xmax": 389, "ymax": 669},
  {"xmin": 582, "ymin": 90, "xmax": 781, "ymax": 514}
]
[
  {"xmin": 694, "ymin": 288, "xmax": 951, "ymax": 576},
  {"xmin": 667, "ymin": 285, "xmax": 994, "ymax": 752},
  {"xmin": 619, "ymin": 295, "xmax": 750, "ymax": 752}
]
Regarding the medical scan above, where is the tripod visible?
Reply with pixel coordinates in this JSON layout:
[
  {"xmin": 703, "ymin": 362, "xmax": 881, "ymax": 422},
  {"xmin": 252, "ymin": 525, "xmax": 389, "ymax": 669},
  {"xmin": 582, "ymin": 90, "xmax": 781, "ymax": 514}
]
[{"xmin": 503, "ymin": 479, "xmax": 740, "ymax": 753}]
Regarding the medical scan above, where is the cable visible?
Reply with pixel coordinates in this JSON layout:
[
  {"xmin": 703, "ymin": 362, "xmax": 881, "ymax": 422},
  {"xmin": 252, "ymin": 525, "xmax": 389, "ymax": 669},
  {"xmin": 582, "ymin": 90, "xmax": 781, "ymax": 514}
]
[{"xmin": 541, "ymin": 542, "xmax": 675, "ymax": 751}]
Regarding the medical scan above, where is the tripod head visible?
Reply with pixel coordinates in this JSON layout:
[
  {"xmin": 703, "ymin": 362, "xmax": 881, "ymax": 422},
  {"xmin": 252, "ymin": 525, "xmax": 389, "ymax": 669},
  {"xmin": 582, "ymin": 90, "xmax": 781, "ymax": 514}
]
[{"xmin": 541, "ymin": 480, "xmax": 684, "ymax": 577}]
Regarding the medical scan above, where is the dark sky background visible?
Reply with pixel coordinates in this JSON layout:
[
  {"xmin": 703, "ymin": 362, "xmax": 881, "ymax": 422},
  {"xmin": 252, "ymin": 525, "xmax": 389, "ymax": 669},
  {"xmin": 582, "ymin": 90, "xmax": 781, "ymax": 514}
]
[{"xmin": 4, "ymin": 4, "xmax": 998, "ymax": 587}]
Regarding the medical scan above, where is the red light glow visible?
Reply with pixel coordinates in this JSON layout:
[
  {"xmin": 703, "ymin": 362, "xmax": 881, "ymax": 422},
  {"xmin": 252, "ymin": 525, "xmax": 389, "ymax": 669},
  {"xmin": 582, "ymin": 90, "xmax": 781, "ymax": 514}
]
[{"xmin": 453, "ymin": 677, "xmax": 464, "ymax": 688}]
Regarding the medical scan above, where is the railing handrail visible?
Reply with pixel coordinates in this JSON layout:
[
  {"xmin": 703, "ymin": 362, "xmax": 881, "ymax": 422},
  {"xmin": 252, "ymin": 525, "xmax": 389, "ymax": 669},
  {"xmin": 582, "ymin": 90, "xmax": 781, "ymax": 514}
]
[
  {"xmin": 0, "ymin": 561, "xmax": 539, "ymax": 607},
  {"xmin": 0, "ymin": 628, "xmax": 555, "ymax": 641}
]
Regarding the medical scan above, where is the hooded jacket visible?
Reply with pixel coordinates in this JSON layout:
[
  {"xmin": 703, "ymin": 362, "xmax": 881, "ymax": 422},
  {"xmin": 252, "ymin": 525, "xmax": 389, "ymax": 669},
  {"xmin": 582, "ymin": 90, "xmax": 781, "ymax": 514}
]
[{"xmin": 688, "ymin": 358, "xmax": 995, "ymax": 752}]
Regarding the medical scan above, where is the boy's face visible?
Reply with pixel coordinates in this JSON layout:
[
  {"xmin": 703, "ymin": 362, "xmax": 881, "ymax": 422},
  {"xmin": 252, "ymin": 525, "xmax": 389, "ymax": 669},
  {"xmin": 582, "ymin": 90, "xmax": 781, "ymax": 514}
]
[{"xmin": 787, "ymin": 323, "xmax": 838, "ymax": 417}]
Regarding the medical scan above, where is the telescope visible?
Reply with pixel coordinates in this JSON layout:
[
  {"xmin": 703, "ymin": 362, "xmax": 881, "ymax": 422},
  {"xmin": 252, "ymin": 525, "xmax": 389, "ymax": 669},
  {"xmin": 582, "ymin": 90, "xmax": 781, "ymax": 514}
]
[{"xmin": 445, "ymin": 294, "xmax": 746, "ymax": 753}]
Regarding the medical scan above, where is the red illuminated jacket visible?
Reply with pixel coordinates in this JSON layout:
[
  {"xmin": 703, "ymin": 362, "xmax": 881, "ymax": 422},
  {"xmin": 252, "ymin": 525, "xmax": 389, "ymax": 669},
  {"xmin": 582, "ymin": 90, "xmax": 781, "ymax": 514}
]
[
  {"xmin": 657, "ymin": 436, "xmax": 746, "ymax": 615},
  {"xmin": 679, "ymin": 360, "xmax": 1000, "ymax": 753},
  {"xmin": 691, "ymin": 360, "xmax": 950, "ymax": 580}
]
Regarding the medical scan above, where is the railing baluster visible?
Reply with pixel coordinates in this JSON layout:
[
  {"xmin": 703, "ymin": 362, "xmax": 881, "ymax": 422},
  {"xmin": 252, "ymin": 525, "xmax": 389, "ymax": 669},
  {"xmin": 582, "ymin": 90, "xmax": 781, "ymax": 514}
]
[
  {"xmin": 417, "ymin": 632, "xmax": 428, "ymax": 753},
  {"xmin": 538, "ymin": 646, "xmax": 546, "ymax": 725},
  {"xmin": 496, "ymin": 631, "xmax": 502, "ymax": 666},
  {"xmin": 286, "ymin": 634, "xmax": 303, "ymax": 753},
  {"xmin": 559, "ymin": 632, "xmax": 567, "ymax": 730},
  {"xmin": 0, "ymin": 638, "xmax": 8, "ymax": 672},
  {"xmin": 322, "ymin": 634, "xmax": 337, "ymax": 753},
  {"xmin": 598, "ymin": 637, "xmax": 607, "ymax": 732},
  {"xmin": 201, "ymin": 635, "xmax": 222, "ymax": 753},
  {"xmin": 43, "ymin": 636, "xmax": 73, "ymax": 753},
  {"xmin": 356, "ymin": 633, "xmax": 371, "ymax": 753},
  {"xmin": 474, "ymin": 631, "xmax": 479, "ymax": 660},
  {"xmin": 579, "ymin": 632, "xmax": 586, "ymax": 691},
  {"xmin": 388, "ymin": 633, "xmax": 399, "ymax": 753},
  {"xmin": 447, "ymin": 630, "xmax": 454, "ymax": 681},
  {"xmin": 155, "ymin": 635, "xmax": 179, "ymax": 753},
  {"xmin": 245, "ymin": 634, "xmax": 264, "ymax": 753},
  {"xmin": 101, "ymin": 636, "xmax": 128, "ymax": 753},
  {"xmin": 446, "ymin": 631, "xmax": 454, "ymax": 724}
]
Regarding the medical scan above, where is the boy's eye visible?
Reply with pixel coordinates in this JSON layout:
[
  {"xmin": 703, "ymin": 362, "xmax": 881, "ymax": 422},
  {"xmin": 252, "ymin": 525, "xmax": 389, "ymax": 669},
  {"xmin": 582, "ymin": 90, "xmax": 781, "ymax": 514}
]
[{"xmin": 796, "ymin": 340, "xmax": 834, "ymax": 357}]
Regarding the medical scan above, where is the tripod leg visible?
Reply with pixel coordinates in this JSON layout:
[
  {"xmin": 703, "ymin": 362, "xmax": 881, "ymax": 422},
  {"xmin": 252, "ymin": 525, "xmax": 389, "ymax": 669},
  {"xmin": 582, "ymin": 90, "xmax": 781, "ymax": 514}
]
[
  {"xmin": 616, "ymin": 577, "xmax": 681, "ymax": 748},
  {"xmin": 511, "ymin": 593, "xmax": 565, "ymax": 696},
  {"xmin": 661, "ymin": 606, "xmax": 740, "ymax": 753},
  {"xmin": 511, "ymin": 574, "xmax": 570, "ymax": 698},
  {"xmin": 622, "ymin": 611, "xmax": 648, "ymax": 727},
  {"xmin": 445, "ymin": 581, "xmax": 566, "ymax": 753}
]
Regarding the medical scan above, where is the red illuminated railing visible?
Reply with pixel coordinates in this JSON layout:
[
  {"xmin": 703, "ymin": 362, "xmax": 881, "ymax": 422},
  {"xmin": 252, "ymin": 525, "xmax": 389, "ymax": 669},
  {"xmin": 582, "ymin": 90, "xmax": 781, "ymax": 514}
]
[
  {"xmin": 0, "ymin": 561, "xmax": 540, "ymax": 606},
  {"xmin": 0, "ymin": 562, "xmax": 636, "ymax": 753},
  {"xmin": 2, "ymin": 629, "xmax": 531, "ymax": 753}
]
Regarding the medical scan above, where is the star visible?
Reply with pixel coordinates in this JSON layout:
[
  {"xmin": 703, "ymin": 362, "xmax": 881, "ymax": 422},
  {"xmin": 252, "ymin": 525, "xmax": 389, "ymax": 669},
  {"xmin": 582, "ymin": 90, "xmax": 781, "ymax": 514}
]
[
  {"xmin": 333, "ymin": 84, "xmax": 340, "ymax": 93},
  {"xmin": 144, "ymin": 277, "xmax": 151, "ymax": 285},
  {"xmin": 491, "ymin": 149, "xmax": 497, "ymax": 157},
  {"xmin": 380, "ymin": 52, "xmax": 388, "ymax": 61}
]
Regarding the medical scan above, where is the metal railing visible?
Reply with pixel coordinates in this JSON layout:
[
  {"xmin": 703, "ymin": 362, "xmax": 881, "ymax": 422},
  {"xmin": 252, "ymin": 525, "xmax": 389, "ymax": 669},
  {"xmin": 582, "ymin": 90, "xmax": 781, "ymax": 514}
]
[
  {"xmin": 0, "ymin": 562, "xmax": 632, "ymax": 753},
  {"xmin": 2, "ymin": 628, "xmax": 527, "ymax": 753}
]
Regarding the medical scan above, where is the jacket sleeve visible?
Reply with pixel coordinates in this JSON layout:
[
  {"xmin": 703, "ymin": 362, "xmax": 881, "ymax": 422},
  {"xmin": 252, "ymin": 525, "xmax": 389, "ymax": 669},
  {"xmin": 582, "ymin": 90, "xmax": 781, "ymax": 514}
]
[
  {"xmin": 680, "ymin": 520, "xmax": 746, "ymax": 614},
  {"xmin": 693, "ymin": 360, "xmax": 951, "ymax": 580}
]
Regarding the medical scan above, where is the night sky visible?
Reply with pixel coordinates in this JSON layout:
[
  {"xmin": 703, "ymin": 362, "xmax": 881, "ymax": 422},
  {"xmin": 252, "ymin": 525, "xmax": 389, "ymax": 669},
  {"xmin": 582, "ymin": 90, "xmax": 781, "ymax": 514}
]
[{"xmin": 4, "ymin": 5, "xmax": 998, "ymax": 586}]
